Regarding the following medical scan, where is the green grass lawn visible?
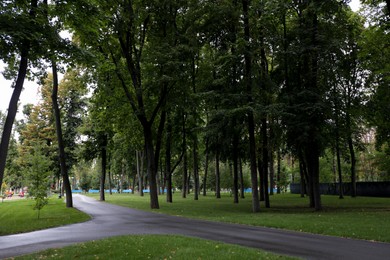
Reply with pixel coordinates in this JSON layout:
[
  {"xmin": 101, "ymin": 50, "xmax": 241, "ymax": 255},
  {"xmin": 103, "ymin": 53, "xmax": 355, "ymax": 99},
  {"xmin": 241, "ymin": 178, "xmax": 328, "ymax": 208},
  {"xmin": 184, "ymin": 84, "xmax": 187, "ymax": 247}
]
[
  {"xmin": 15, "ymin": 235, "xmax": 295, "ymax": 260},
  {"xmin": 0, "ymin": 196, "xmax": 90, "ymax": 235},
  {"xmin": 88, "ymin": 192, "xmax": 390, "ymax": 242}
]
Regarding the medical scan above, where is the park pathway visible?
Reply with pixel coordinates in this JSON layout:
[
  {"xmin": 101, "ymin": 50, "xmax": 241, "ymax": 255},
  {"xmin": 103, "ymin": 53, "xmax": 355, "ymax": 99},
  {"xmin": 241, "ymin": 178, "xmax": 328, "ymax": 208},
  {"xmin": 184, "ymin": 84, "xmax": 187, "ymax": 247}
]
[{"xmin": 1, "ymin": 194, "xmax": 389, "ymax": 259}]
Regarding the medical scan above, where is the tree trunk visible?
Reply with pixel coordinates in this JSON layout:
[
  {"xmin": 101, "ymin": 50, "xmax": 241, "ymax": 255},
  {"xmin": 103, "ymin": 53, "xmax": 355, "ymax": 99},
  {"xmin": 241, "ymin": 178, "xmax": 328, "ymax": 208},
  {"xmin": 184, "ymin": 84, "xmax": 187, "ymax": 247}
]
[
  {"xmin": 299, "ymin": 159, "xmax": 306, "ymax": 198},
  {"xmin": 258, "ymin": 156, "xmax": 265, "ymax": 201},
  {"xmin": 262, "ymin": 118, "xmax": 270, "ymax": 208},
  {"xmin": 215, "ymin": 151, "xmax": 221, "ymax": 199},
  {"xmin": 182, "ymin": 149, "xmax": 188, "ymax": 198},
  {"xmin": 348, "ymin": 135, "xmax": 357, "ymax": 197},
  {"xmin": 277, "ymin": 149, "xmax": 281, "ymax": 194},
  {"xmin": 154, "ymin": 108, "xmax": 166, "ymax": 187},
  {"xmin": 232, "ymin": 134, "xmax": 239, "ymax": 203},
  {"xmin": 165, "ymin": 116, "xmax": 173, "ymax": 203},
  {"xmin": 52, "ymin": 61, "xmax": 73, "ymax": 207},
  {"xmin": 99, "ymin": 137, "xmax": 107, "ymax": 201},
  {"xmin": 203, "ymin": 138, "xmax": 209, "ymax": 196},
  {"xmin": 306, "ymin": 146, "xmax": 321, "ymax": 210},
  {"xmin": 0, "ymin": 0, "xmax": 37, "ymax": 193},
  {"xmin": 239, "ymin": 157, "xmax": 245, "ymax": 199},
  {"xmin": 108, "ymin": 157, "xmax": 112, "ymax": 195},
  {"xmin": 336, "ymin": 138, "xmax": 344, "ymax": 199},
  {"xmin": 143, "ymin": 124, "xmax": 159, "ymax": 209},
  {"xmin": 269, "ymin": 150, "xmax": 275, "ymax": 195},
  {"xmin": 136, "ymin": 150, "xmax": 144, "ymax": 196},
  {"xmin": 193, "ymin": 137, "xmax": 199, "ymax": 200},
  {"xmin": 259, "ymin": 4, "xmax": 270, "ymax": 208},
  {"xmin": 302, "ymin": 4, "xmax": 321, "ymax": 211},
  {"xmin": 182, "ymin": 113, "xmax": 188, "ymax": 198},
  {"xmin": 242, "ymin": 0, "xmax": 260, "ymax": 213},
  {"xmin": 132, "ymin": 173, "xmax": 135, "ymax": 194}
]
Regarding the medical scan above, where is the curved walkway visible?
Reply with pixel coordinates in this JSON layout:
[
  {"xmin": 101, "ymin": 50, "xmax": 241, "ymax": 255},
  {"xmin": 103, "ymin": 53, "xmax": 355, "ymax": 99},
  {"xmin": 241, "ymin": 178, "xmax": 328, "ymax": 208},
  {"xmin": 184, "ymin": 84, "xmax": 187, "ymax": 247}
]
[{"xmin": 1, "ymin": 194, "xmax": 389, "ymax": 259}]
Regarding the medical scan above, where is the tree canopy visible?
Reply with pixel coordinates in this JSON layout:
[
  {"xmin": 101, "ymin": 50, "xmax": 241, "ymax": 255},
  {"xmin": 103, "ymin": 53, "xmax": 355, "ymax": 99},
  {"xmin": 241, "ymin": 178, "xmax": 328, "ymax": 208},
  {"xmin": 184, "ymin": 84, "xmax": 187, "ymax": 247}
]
[{"xmin": 0, "ymin": 0, "xmax": 389, "ymax": 212}]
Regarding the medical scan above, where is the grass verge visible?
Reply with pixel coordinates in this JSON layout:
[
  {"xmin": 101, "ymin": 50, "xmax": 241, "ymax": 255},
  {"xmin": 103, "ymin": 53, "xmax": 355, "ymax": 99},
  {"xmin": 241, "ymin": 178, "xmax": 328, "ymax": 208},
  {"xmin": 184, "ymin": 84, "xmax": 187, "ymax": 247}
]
[
  {"xmin": 0, "ymin": 196, "xmax": 90, "ymax": 236},
  {"xmin": 88, "ymin": 192, "xmax": 390, "ymax": 242},
  {"xmin": 14, "ymin": 234, "xmax": 295, "ymax": 260}
]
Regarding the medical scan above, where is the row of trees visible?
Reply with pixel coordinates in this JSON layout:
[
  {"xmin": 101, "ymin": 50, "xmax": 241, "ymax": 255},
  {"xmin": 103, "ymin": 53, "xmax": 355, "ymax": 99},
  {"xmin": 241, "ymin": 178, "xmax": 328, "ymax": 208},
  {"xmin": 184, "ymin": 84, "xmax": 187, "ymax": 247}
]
[{"xmin": 1, "ymin": 0, "xmax": 389, "ymax": 212}]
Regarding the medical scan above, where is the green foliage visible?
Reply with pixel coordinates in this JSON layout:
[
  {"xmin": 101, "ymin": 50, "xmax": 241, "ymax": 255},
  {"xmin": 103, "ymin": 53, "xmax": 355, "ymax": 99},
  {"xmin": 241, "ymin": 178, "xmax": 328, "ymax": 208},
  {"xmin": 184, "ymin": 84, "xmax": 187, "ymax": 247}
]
[{"xmin": 25, "ymin": 144, "xmax": 51, "ymax": 219}]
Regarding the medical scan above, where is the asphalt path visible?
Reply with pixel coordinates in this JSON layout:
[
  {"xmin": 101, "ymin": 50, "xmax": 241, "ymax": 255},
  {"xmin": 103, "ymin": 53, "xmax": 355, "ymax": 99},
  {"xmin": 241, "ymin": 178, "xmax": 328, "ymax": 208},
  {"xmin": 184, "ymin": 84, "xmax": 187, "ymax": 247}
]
[{"xmin": 1, "ymin": 194, "xmax": 389, "ymax": 259}]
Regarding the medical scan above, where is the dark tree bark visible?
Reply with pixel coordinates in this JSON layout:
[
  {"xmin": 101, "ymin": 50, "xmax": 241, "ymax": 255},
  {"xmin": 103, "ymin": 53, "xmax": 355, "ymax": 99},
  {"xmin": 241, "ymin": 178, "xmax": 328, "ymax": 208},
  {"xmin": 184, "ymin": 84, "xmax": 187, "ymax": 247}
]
[
  {"xmin": 143, "ymin": 125, "xmax": 159, "ymax": 209},
  {"xmin": 258, "ymin": 4, "xmax": 270, "ymax": 208},
  {"xmin": 52, "ymin": 61, "xmax": 73, "ymax": 207},
  {"xmin": 232, "ymin": 133, "xmax": 239, "ymax": 203},
  {"xmin": 203, "ymin": 138, "xmax": 209, "ymax": 196},
  {"xmin": 277, "ymin": 149, "xmax": 281, "ymax": 194},
  {"xmin": 299, "ymin": 160, "xmax": 306, "ymax": 198},
  {"xmin": 165, "ymin": 115, "xmax": 173, "ymax": 203},
  {"xmin": 269, "ymin": 150, "xmax": 275, "ymax": 196},
  {"xmin": 132, "ymin": 173, "xmax": 135, "ymax": 194},
  {"xmin": 0, "ymin": 0, "xmax": 37, "ymax": 194},
  {"xmin": 108, "ymin": 155, "xmax": 112, "ymax": 195},
  {"xmin": 182, "ymin": 113, "xmax": 188, "ymax": 198},
  {"xmin": 136, "ymin": 150, "xmax": 144, "ymax": 197},
  {"xmin": 239, "ymin": 157, "xmax": 245, "ymax": 199},
  {"xmin": 348, "ymin": 133, "xmax": 357, "ymax": 197},
  {"xmin": 306, "ymin": 144, "xmax": 321, "ymax": 210},
  {"xmin": 215, "ymin": 150, "xmax": 221, "ymax": 199},
  {"xmin": 242, "ymin": 0, "xmax": 260, "ymax": 213},
  {"xmin": 335, "ymin": 132, "xmax": 344, "ymax": 199},
  {"xmin": 262, "ymin": 119, "xmax": 270, "ymax": 208},
  {"xmin": 193, "ymin": 138, "xmax": 199, "ymax": 200},
  {"xmin": 99, "ymin": 135, "xmax": 107, "ymax": 201},
  {"xmin": 258, "ymin": 156, "xmax": 265, "ymax": 201}
]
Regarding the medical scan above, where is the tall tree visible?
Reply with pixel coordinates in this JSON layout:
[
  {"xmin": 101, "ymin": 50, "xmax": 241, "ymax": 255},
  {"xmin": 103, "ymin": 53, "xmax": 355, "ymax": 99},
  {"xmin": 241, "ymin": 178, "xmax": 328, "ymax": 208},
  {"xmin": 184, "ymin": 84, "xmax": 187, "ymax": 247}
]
[
  {"xmin": 0, "ymin": 0, "xmax": 38, "ymax": 190},
  {"xmin": 242, "ymin": 0, "xmax": 260, "ymax": 213},
  {"xmin": 51, "ymin": 61, "xmax": 72, "ymax": 207}
]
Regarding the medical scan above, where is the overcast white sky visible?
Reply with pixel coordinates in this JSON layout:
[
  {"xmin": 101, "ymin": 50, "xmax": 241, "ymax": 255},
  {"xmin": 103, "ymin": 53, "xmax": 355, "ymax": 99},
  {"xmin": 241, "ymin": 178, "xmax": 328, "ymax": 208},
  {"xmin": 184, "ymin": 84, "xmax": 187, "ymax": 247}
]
[{"xmin": 0, "ymin": 0, "xmax": 362, "ymax": 119}]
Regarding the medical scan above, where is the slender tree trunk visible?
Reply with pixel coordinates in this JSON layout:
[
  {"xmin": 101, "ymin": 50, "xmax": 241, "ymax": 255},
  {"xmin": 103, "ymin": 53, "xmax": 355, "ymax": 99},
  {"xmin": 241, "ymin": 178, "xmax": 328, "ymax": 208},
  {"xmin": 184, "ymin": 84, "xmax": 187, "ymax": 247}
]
[
  {"xmin": 259, "ymin": 4, "xmax": 270, "ymax": 208},
  {"xmin": 108, "ymin": 157, "xmax": 112, "ymax": 195},
  {"xmin": 232, "ymin": 134, "xmax": 239, "ymax": 203},
  {"xmin": 269, "ymin": 150, "xmax": 275, "ymax": 195},
  {"xmin": 336, "ymin": 138, "xmax": 344, "ymax": 199},
  {"xmin": 182, "ymin": 148, "xmax": 188, "ymax": 198},
  {"xmin": 215, "ymin": 151, "xmax": 221, "ymax": 199},
  {"xmin": 132, "ymin": 173, "xmax": 135, "ymax": 194},
  {"xmin": 182, "ymin": 113, "xmax": 188, "ymax": 198},
  {"xmin": 258, "ymin": 156, "xmax": 265, "ymax": 201},
  {"xmin": 348, "ymin": 134, "xmax": 357, "ymax": 197},
  {"xmin": 203, "ymin": 138, "xmax": 209, "ymax": 196},
  {"xmin": 242, "ymin": 0, "xmax": 260, "ymax": 213},
  {"xmin": 99, "ymin": 135, "xmax": 107, "ymax": 201},
  {"xmin": 299, "ymin": 160, "xmax": 306, "ymax": 198},
  {"xmin": 52, "ymin": 61, "xmax": 73, "ymax": 207},
  {"xmin": 193, "ymin": 137, "xmax": 199, "ymax": 200},
  {"xmin": 154, "ymin": 108, "xmax": 166, "ymax": 190},
  {"xmin": 166, "ymin": 115, "xmax": 173, "ymax": 203},
  {"xmin": 239, "ymin": 157, "xmax": 245, "ymax": 199},
  {"xmin": 262, "ymin": 119, "xmax": 270, "ymax": 208},
  {"xmin": 0, "ymin": 0, "xmax": 37, "ymax": 192},
  {"xmin": 136, "ymin": 150, "xmax": 144, "ymax": 196},
  {"xmin": 277, "ymin": 149, "xmax": 281, "ymax": 194}
]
